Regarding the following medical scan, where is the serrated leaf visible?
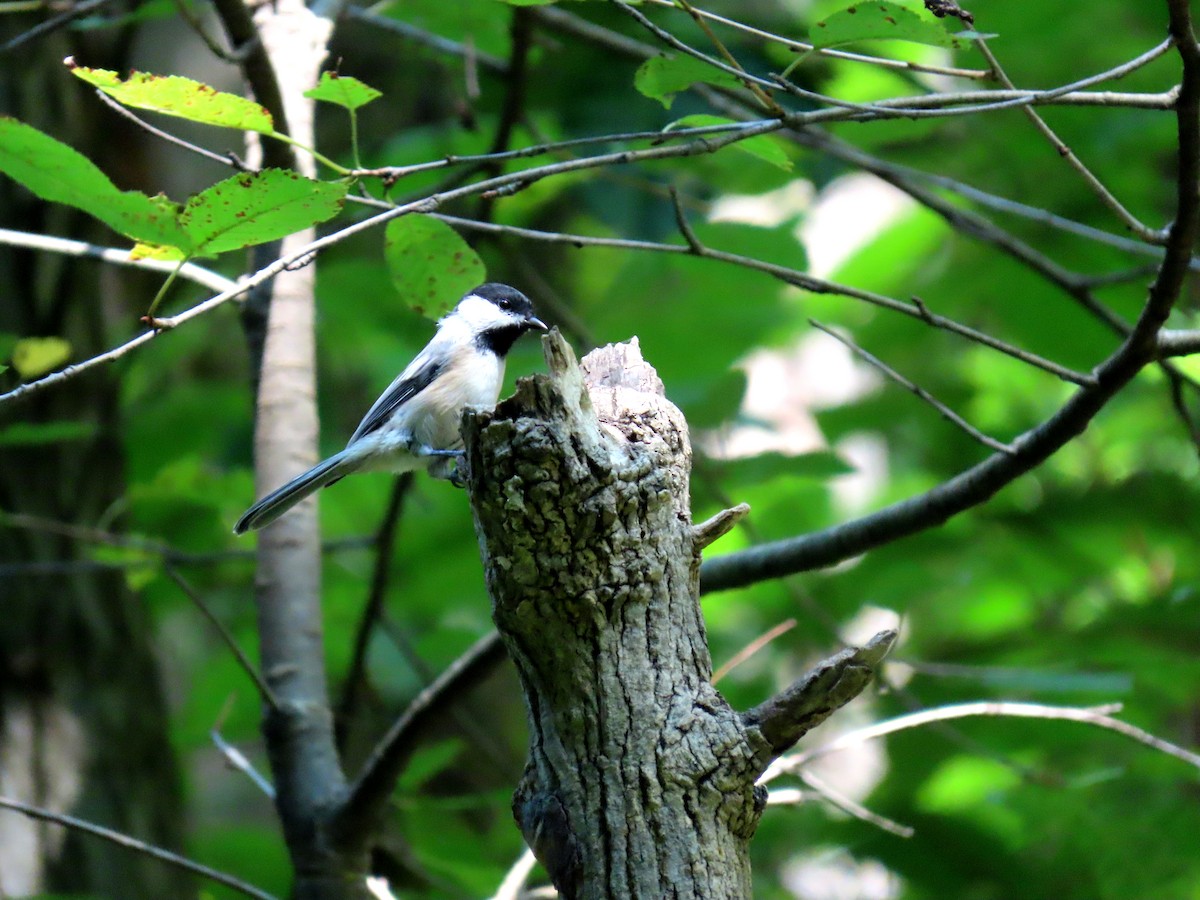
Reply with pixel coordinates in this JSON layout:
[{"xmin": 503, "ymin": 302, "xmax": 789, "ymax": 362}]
[
  {"xmin": 177, "ymin": 169, "xmax": 347, "ymax": 257},
  {"xmin": 0, "ymin": 117, "xmax": 186, "ymax": 248},
  {"xmin": 812, "ymin": 1, "xmax": 968, "ymax": 50},
  {"xmin": 384, "ymin": 216, "xmax": 486, "ymax": 318},
  {"xmin": 11, "ymin": 336, "xmax": 71, "ymax": 379},
  {"xmin": 672, "ymin": 115, "xmax": 792, "ymax": 171},
  {"xmin": 70, "ymin": 64, "xmax": 276, "ymax": 132},
  {"xmin": 635, "ymin": 55, "xmax": 742, "ymax": 109},
  {"xmin": 305, "ymin": 72, "xmax": 382, "ymax": 111},
  {"xmin": 0, "ymin": 420, "xmax": 96, "ymax": 446}
]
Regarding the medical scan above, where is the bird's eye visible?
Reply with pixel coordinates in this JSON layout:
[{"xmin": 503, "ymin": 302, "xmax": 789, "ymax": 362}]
[{"xmin": 499, "ymin": 298, "xmax": 513, "ymax": 310}]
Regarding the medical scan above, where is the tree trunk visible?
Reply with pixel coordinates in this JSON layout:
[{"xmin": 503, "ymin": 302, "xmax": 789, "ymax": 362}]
[{"xmin": 465, "ymin": 333, "xmax": 892, "ymax": 898}]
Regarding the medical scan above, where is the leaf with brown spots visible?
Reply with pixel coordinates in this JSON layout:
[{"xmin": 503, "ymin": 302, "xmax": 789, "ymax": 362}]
[
  {"xmin": 384, "ymin": 215, "xmax": 485, "ymax": 320},
  {"xmin": 70, "ymin": 65, "xmax": 275, "ymax": 133},
  {"xmin": 811, "ymin": 0, "xmax": 973, "ymax": 50},
  {"xmin": 177, "ymin": 169, "xmax": 346, "ymax": 257}
]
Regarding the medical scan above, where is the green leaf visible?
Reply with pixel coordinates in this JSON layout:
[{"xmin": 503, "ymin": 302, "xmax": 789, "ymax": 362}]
[
  {"xmin": 635, "ymin": 55, "xmax": 741, "ymax": 109},
  {"xmin": 397, "ymin": 739, "xmax": 465, "ymax": 791},
  {"xmin": 710, "ymin": 450, "xmax": 855, "ymax": 486},
  {"xmin": 69, "ymin": 63, "xmax": 276, "ymax": 133},
  {"xmin": 811, "ymin": 1, "xmax": 968, "ymax": 50},
  {"xmin": 177, "ymin": 169, "xmax": 347, "ymax": 257},
  {"xmin": 305, "ymin": 72, "xmax": 383, "ymax": 111},
  {"xmin": 671, "ymin": 115, "xmax": 792, "ymax": 171},
  {"xmin": 0, "ymin": 117, "xmax": 186, "ymax": 248},
  {"xmin": 0, "ymin": 420, "xmax": 95, "ymax": 446},
  {"xmin": 384, "ymin": 215, "xmax": 486, "ymax": 318},
  {"xmin": 11, "ymin": 336, "xmax": 71, "ymax": 379}
]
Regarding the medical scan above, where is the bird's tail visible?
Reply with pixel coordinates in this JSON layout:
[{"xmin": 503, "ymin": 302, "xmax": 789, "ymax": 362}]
[{"xmin": 234, "ymin": 449, "xmax": 359, "ymax": 534}]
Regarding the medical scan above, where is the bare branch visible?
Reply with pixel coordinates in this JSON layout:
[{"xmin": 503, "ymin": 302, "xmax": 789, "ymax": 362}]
[
  {"xmin": 346, "ymin": 6, "xmax": 508, "ymax": 73},
  {"xmin": 973, "ymin": 35, "xmax": 1167, "ymax": 244},
  {"xmin": 809, "ymin": 319, "xmax": 1016, "ymax": 456},
  {"xmin": 693, "ymin": 502, "xmax": 751, "ymax": 551},
  {"xmin": 490, "ymin": 849, "xmax": 540, "ymax": 900},
  {"xmin": 0, "ymin": 117, "xmax": 794, "ymax": 410},
  {"xmin": 781, "ymin": 770, "xmax": 915, "ymax": 839},
  {"xmin": 438, "ymin": 214, "xmax": 1095, "ymax": 385},
  {"xmin": 0, "ymin": 796, "xmax": 279, "ymax": 900},
  {"xmin": 743, "ymin": 630, "xmax": 896, "ymax": 770},
  {"xmin": 540, "ymin": 1, "xmax": 991, "ymax": 81},
  {"xmin": 1159, "ymin": 329, "xmax": 1200, "ymax": 358},
  {"xmin": 332, "ymin": 630, "xmax": 508, "ymax": 847},
  {"xmin": 0, "ymin": 227, "xmax": 238, "ymax": 292},
  {"xmin": 712, "ymin": 617, "xmax": 796, "ymax": 685},
  {"xmin": 163, "ymin": 565, "xmax": 280, "ymax": 710},
  {"xmin": 211, "ymin": 728, "xmax": 276, "ymax": 799},
  {"xmin": 336, "ymin": 473, "xmax": 414, "ymax": 746},
  {"xmin": 763, "ymin": 701, "xmax": 1200, "ymax": 782}
]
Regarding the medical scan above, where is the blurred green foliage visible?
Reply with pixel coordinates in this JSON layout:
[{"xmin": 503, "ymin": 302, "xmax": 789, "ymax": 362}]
[{"xmin": 2, "ymin": 0, "xmax": 1198, "ymax": 897}]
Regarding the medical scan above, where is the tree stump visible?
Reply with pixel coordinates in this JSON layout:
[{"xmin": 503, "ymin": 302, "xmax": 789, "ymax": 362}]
[{"xmin": 463, "ymin": 332, "xmax": 892, "ymax": 899}]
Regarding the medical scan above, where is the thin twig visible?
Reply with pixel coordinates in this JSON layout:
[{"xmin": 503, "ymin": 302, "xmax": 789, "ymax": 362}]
[
  {"xmin": 0, "ymin": 115, "xmax": 792, "ymax": 409},
  {"xmin": 337, "ymin": 473, "xmax": 413, "ymax": 747},
  {"xmin": 613, "ymin": 0, "xmax": 780, "ymax": 96},
  {"xmin": 489, "ymin": 848, "xmax": 540, "ymax": 900},
  {"xmin": 333, "ymin": 630, "xmax": 508, "ymax": 846},
  {"xmin": 1, "ymin": 0, "xmax": 115, "ymax": 52},
  {"xmin": 974, "ymin": 36, "xmax": 1167, "ymax": 245},
  {"xmin": 810, "ymin": 319, "xmax": 1016, "ymax": 455},
  {"xmin": 542, "ymin": 2, "xmax": 990, "ymax": 81},
  {"xmin": 93, "ymin": 89, "xmax": 250, "ymax": 169},
  {"xmin": 211, "ymin": 728, "xmax": 276, "ymax": 799},
  {"xmin": 0, "ymin": 227, "xmax": 238, "ymax": 292},
  {"xmin": 762, "ymin": 701, "xmax": 1200, "ymax": 783},
  {"xmin": 793, "ymin": 769, "xmax": 915, "ymax": 838},
  {"xmin": 163, "ymin": 565, "xmax": 280, "ymax": 710},
  {"xmin": 672, "ymin": 0, "xmax": 784, "ymax": 113},
  {"xmin": 0, "ymin": 796, "xmax": 279, "ymax": 900},
  {"xmin": 436, "ymin": 214, "xmax": 1094, "ymax": 385},
  {"xmin": 348, "ymin": 5, "xmax": 508, "ymax": 73},
  {"xmin": 712, "ymin": 618, "xmax": 797, "ymax": 685}
]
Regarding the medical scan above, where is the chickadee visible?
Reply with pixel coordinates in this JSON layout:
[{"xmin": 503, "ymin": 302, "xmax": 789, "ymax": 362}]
[{"xmin": 234, "ymin": 283, "xmax": 546, "ymax": 534}]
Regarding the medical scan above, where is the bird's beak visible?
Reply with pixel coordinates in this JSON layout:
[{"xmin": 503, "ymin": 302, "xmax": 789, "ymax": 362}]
[{"xmin": 528, "ymin": 316, "xmax": 549, "ymax": 332}]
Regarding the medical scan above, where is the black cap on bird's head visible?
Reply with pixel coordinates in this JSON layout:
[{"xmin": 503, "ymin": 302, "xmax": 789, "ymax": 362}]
[{"xmin": 456, "ymin": 282, "xmax": 548, "ymax": 356}]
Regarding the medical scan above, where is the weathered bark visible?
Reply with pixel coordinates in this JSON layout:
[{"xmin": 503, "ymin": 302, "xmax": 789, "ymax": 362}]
[{"xmin": 464, "ymin": 333, "xmax": 891, "ymax": 899}]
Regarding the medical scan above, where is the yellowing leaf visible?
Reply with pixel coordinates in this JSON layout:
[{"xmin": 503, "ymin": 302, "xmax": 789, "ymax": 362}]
[
  {"xmin": 70, "ymin": 64, "xmax": 276, "ymax": 132},
  {"xmin": 11, "ymin": 336, "xmax": 71, "ymax": 379}
]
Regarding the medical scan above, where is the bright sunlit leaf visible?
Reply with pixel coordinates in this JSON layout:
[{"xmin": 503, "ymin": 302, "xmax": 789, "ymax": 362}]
[
  {"xmin": 11, "ymin": 336, "xmax": 71, "ymax": 379},
  {"xmin": 69, "ymin": 62, "xmax": 276, "ymax": 132},
  {"xmin": 305, "ymin": 71, "xmax": 383, "ymax": 111}
]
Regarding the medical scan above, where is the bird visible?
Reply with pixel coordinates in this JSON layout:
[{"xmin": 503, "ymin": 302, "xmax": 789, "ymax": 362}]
[{"xmin": 234, "ymin": 283, "xmax": 547, "ymax": 534}]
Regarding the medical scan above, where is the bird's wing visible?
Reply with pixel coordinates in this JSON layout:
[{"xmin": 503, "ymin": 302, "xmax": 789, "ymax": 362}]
[{"xmin": 348, "ymin": 353, "xmax": 445, "ymax": 445}]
